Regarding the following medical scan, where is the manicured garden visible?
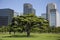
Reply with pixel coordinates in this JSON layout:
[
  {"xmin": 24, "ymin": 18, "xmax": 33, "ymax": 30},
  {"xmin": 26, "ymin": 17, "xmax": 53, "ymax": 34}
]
[
  {"xmin": 0, "ymin": 32, "xmax": 60, "ymax": 40},
  {"xmin": 0, "ymin": 14, "xmax": 60, "ymax": 40}
]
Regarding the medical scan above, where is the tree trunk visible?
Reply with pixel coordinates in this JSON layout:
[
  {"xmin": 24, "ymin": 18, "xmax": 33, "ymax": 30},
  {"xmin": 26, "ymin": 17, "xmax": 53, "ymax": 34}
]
[
  {"xmin": 26, "ymin": 22, "xmax": 31, "ymax": 37},
  {"xmin": 9, "ymin": 31, "xmax": 11, "ymax": 34},
  {"xmin": 14, "ymin": 31, "xmax": 16, "ymax": 35},
  {"xmin": 27, "ymin": 29, "xmax": 30, "ymax": 37}
]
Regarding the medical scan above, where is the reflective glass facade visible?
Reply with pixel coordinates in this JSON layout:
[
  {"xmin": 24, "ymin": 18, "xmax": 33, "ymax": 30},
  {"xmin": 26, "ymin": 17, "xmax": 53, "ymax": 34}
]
[
  {"xmin": 50, "ymin": 12, "xmax": 56, "ymax": 26},
  {"xmin": 23, "ymin": 3, "xmax": 35, "ymax": 15},
  {"xmin": 0, "ymin": 9, "xmax": 14, "ymax": 26}
]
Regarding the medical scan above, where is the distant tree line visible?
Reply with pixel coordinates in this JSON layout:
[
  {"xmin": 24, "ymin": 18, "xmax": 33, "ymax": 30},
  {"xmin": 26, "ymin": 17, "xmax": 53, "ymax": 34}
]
[{"xmin": 0, "ymin": 14, "xmax": 60, "ymax": 37}]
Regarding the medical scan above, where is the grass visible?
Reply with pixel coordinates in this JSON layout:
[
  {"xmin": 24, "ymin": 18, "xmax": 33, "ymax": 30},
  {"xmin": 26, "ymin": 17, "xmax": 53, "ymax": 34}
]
[{"xmin": 0, "ymin": 32, "xmax": 60, "ymax": 40}]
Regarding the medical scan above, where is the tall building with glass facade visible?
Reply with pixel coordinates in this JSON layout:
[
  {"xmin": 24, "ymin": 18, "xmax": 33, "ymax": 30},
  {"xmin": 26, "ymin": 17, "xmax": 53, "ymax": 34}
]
[
  {"xmin": 0, "ymin": 8, "xmax": 14, "ymax": 26},
  {"xmin": 41, "ymin": 13, "xmax": 46, "ymax": 19},
  {"xmin": 46, "ymin": 3, "xmax": 60, "ymax": 27},
  {"xmin": 23, "ymin": 3, "xmax": 35, "ymax": 15}
]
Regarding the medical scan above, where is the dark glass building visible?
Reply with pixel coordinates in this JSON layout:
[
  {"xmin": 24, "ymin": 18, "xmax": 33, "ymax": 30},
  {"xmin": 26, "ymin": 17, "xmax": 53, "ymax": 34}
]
[{"xmin": 0, "ymin": 8, "xmax": 14, "ymax": 26}]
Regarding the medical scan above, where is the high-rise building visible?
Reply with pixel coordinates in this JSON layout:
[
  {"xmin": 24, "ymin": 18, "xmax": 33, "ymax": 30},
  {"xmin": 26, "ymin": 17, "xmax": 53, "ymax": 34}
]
[
  {"xmin": 0, "ymin": 8, "xmax": 14, "ymax": 26},
  {"xmin": 32, "ymin": 8, "xmax": 36, "ymax": 15},
  {"xmin": 41, "ymin": 13, "xmax": 46, "ymax": 19},
  {"xmin": 46, "ymin": 3, "xmax": 60, "ymax": 27},
  {"xmin": 23, "ymin": 3, "xmax": 35, "ymax": 15}
]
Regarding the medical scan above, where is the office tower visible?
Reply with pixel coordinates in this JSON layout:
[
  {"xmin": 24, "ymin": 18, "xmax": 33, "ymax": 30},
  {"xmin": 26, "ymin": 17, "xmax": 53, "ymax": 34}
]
[
  {"xmin": 0, "ymin": 8, "xmax": 14, "ymax": 26},
  {"xmin": 41, "ymin": 13, "xmax": 46, "ymax": 19},
  {"xmin": 23, "ymin": 3, "xmax": 35, "ymax": 15},
  {"xmin": 32, "ymin": 8, "xmax": 36, "ymax": 15},
  {"xmin": 46, "ymin": 3, "xmax": 60, "ymax": 27}
]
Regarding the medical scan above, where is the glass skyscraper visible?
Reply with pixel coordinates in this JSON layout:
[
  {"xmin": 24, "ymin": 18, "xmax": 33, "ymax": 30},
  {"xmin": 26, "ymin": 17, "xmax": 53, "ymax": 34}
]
[
  {"xmin": 23, "ymin": 3, "xmax": 35, "ymax": 15},
  {"xmin": 0, "ymin": 8, "xmax": 14, "ymax": 26},
  {"xmin": 46, "ymin": 3, "xmax": 60, "ymax": 27},
  {"xmin": 50, "ymin": 9, "xmax": 56, "ymax": 26}
]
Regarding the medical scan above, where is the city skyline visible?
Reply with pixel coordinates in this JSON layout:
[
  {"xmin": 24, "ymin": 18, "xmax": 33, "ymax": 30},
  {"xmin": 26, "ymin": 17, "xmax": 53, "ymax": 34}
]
[{"xmin": 0, "ymin": 0, "xmax": 60, "ymax": 16}]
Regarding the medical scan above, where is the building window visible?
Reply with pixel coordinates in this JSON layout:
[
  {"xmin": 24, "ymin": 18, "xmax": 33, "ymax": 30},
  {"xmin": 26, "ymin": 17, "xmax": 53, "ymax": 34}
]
[{"xmin": 50, "ymin": 12, "xmax": 56, "ymax": 26}]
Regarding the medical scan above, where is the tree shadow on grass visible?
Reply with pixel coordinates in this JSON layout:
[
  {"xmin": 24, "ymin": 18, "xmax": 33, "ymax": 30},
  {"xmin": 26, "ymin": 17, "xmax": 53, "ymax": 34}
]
[
  {"xmin": 57, "ymin": 39, "xmax": 60, "ymax": 40},
  {"xmin": 47, "ymin": 36, "xmax": 60, "ymax": 40},
  {"xmin": 57, "ymin": 37, "xmax": 60, "ymax": 40},
  {"xmin": 0, "ymin": 39, "xmax": 3, "ymax": 40},
  {"xmin": 2, "ymin": 35, "xmax": 38, "ymax": 38}
]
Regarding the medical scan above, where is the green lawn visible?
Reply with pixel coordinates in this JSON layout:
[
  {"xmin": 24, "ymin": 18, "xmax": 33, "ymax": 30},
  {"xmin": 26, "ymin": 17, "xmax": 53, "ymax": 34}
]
[{"xmin": 0, "ymin": 32, "xmax": 60, "ymax": 40}]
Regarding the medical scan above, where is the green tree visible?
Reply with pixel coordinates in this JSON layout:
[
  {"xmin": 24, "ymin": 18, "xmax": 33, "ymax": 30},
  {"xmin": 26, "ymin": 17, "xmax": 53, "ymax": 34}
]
[{"xmin": 10, "ymin": 14, "xmax": 49, "ymax": 37}]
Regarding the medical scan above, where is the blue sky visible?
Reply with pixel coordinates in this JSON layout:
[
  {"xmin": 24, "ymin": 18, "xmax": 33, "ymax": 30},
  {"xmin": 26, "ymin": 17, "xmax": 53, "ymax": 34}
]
[{"xmin": 0, "ymin": 0, "xmax": 60, "ymax": 16}]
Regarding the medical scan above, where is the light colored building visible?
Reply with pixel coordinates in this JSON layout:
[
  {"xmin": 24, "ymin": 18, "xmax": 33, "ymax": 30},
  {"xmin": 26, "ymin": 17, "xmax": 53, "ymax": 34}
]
[
  {"xmin": 23, "ymin": 3, "xmax": 35, "ymax": 15},
  {"xmin": 41, "ymin": 13, "xmax": 46, "ymax": 19},
  {"xmin": 14, "ymin": 12, "xmax": 19, "ymax": 17},
  {"xmin": 56, "ymin": 11, "xmax": 60, "ymax": 27},
  {"xmin": 0, "ymin": 8, "xmax": 14, "ymax": 26},
  {"xmin": 46, "ymin": 3, "xmax": 60, "ymax": 27}
]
